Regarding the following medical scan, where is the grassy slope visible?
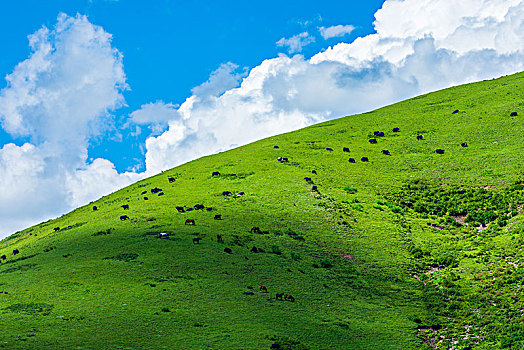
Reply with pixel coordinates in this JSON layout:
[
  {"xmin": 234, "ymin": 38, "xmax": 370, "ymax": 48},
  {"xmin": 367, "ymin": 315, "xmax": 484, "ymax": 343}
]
[{"xmin": 0, "ymin": 72, "xmax": 523, "ymax": 349}]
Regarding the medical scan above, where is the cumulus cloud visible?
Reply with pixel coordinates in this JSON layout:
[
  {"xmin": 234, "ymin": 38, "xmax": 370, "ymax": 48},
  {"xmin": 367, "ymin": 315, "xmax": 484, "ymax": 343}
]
[
  {"xmin": 276, "ymin": 32, "xmax": 315, "ymax": 54},
  {"xmin": 0, "ymin": 13, "xmax": 136, "ymax": 237},
  {"xmin": 319, "ymin": 25, "xmax": 355, "ymax": 39},
  {"xmin": 2, "ymin": 0, "xmax": 524, "ymax": 238}
]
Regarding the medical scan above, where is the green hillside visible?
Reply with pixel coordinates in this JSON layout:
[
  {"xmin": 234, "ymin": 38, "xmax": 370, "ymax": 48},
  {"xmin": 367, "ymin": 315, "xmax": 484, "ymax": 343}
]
[{"xmin": 1, "ymin": 72, "xmax": 523, "ymax": 349}]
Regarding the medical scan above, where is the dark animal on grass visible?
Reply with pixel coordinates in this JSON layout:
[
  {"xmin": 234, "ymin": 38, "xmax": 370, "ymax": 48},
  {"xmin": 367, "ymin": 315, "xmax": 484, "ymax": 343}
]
[
  {"xmin": 311, "ymin": 170, "xmax": 317, "ymax": 174},
  {"xmin": 284, "ymin": 294, "xmax": 295, "ymax": 302},
  {"xmin": 186, "ymin": 208, "xmax": 194, "ymax": 212},
  {"xmin": 0, "ymin": 255, "xmax": 6, "ymax": 260},
  {"xmin": 277, "ymin": 157, "xmax": 282, "ymax": 162},
  {"xmin": 274, "ymin": 146, "xmax": 279, "ymax": 149},
  {"xmin": 212, "ymin": 171, "xmax": 220, "ymax": 177},
  {"xmin": 53, "ymin": 227, "xmax": 60, "ymax": 232},
  {"xmin": 259, "ymin": 286, "xmax": 268, "ymax": 293},
  {"xmin": 270, "ymin": 343, "xmax": 282, "ymax": 349},
  {"xmin": 382, "ymin": 150, "xmax": 390, "ymax": 155},
  {"xmin": 222, "ymin": 191, "xmax": 231, "ymax": 196},
  {"xmin": 250, "ymin": 226, "xmax": 261, "ymax": 233},
  {"xmin": 368, "ymin": 138, "xmax": 377, "ymax": 144},
  {"xmin": 224, "ymin": 247, "xmax": 232, "ymax": 254},
  {"xmin": 217, "ymin": 234, "xmax": 223, "ymax": 243},
  {"xmin": 343, "ymin": 147, "xmax": 350, "ymax": 152},
  {"xmin": 461, "ymin": 142, "xmax": 468, "ymax": 147},
  {"xmin": 144, "ymin": 197, "xmax": 148, "ymax": 200},
  {"xmin": 326, "ymin": 148, "xmax": 333, "ymax": 151},
  {"xmin": 312, "ymin": 185, "xmax": 318, "ymax": 191},
  {"xmin": 158, "ymin": 192, "xmax": 164, "ymax": 196},
  {"xmin": 206, "ymin": 207, "xmax": 213, "ymax": 211},
  {"xmin": 281, "ymin": 157, "xmax": 288, "ymax": 162},
  {"xmin": 237, "ymin": 192, "xmax": 244, "ymax": 196},
  {"xmin": 276, "ymin": 293, "xmax": 284, "ymax": 300},
  {"xmin": 214, "ymin": 214, "xmax": 222, "ymax": 220},
  {"xmin": 361, "ymin": 157, "xmax": 369, "ymax": 162},
  {"xmin": 151, "ymin": 187, "xmax": 163, "ymax": 194},
  {"xmin": 374, "ymin": 131, "xmax": 385, "ymax": 137},
  {"xmin": 511, "ymin": 112, "xmax": 518, "ymax": 116},
  {"xmin": 141, "ymin": 191, "xmax": 147, "ymax": 195},
  {"xmin": 176, "ymin": 206, "xmax": 185, "ymax": 213},
  {"xmin": 348, "ymin": 158, "xmax": 355, "ymax": 163},
  {"xmin": 416, "ymin": 134, "xmax": 424, "ymax": 140},
  {"xmin": 304, "ymin": 177, "xmax": 312, "ymax": 182},
  {"xmin": 452, "ymin": 109, "xmax": 459, "ymax": 114},
  {"xmin": 392, "ymin": 127, "xmax": 400, "ymax": 132},
  {"xmin": 120, "ymin": 215, "xmax": 129, "ymax": 221},
  {"xmin": 159, "ymin": 233, "xmax": 168, "ymax": 238},
  {"xmin": 121, "ymin": 204, "xmax": 129, "ymax": 210},
  {"xmin": 194, "ymin": 204, "xmax": 205, "ymax": 210},
  {"xmin": 192, "ymin": 237, "xmax": 202, "ymax": 244},
  {"xmin": 12, "ymin": 249, "xmax": 19, "ymax": 256},
  {"xmin": 251, "ymin": 246, "xmax": 258, "ymax": 253},
  {"xmin": 168, "ymin": 177, "xmax": 175, "ymax": 183},
  {"xmin": 93, "ymin": 206, "xmax": 98, "ymax": 211},
  {"xmin": 185, "ymin": 219, "xmax": 195, "ymax": 225},
  {"xmin": 435, "ymin": 149, "xmax": 445, "ymax": 154}
]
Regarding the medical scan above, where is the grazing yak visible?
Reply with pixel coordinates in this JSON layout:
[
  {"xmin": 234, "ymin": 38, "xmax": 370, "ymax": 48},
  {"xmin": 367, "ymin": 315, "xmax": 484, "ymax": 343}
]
[
  {"xmin": 284, "ymin": 294, "xmax": 295, "ymax": 302},
  {"xmin": 312, "ymin": 185, "xmax": 318, "ymax": 191},
  {"xmin": 382, "ymin": 150, "xmax": 390, "ymax": 155},
  {"xmin": 373, "ymin": 131, "xmax": 385, "ymax": 137},
  {"xmin": 192, "ymin": 237, "xmax": 202, "ymax": 244},
  {"xmin": 53, "ymin": 227, "xmax": 60, "ymax": 232},
  {"xmin": 236, "ymin": 192, "xmax": 244, "ymax": 196},
  {"xmin": 12, "ymin": 249, "xmax": 19, "ymax": 256},
  {"xmin": 158, "ymin": 192, "xmax": 164, "ymax": 196},
  {"xmin": 144, "ymin": 197, "xmax": 149, "ymax": 200},
  {"xmin": 325, "ymin": 148, "xmax": 334, "ymax": 151},
  {"xmin": 222, "ymin": 191, "xmax": 231, "ymax": 196},
  {"xmin": 461, "ymin": 142, "xmax": 468, "ymax": 147},
  {"xmin": 159, "ymin": 233, "xmax": 168, "ymax": 238},
  {"xmin": 259, "ymin": 286, "xmax": 268, "ymax": 293},
  {"xmin": 120, "ymin": 215, "xmax": 129, "ymax": 221},
  {"xmin": 368, "ymin": 138, "xmax": 377, "ymax": 144},
  {"xmin": 304, "ymin": 177, "xmax": 312, "ymax": 182},
  {"xmin": 0, "ymin": 255, "xmax": 6, "ymax": 260},
  {"xmin": 452, "ymin": 109, "xmax": 459, "ymax": 114},
  {"xmin": 141, "ymin": 191, "xmax": 148, "ymax": 195},
  {"xmin": 276, "ymin": 293, "xmax": 284, "ymax": 300},
  {"xmin": 435, "ymin": 149, "xmax": 445, "ymax": 154},
  {"xmin": 361, "ymin": 157, "xmax": 369, "ymax": 162},
  {"xmin": 311, "ymin": 170, "xmax": 317, "ymax": 175},
  {"xmin": 186, "ymin": 208, "xmax": 194, "ymax": 212},
  {"xmin": 214, "ymin": 214, "xmax": 222, "ymax": 220},
  {"xmin": 185, "ymin": 219, "xmax": 195, "ymax": 225},
  {"xmin": 274, "ymin": 146, "xmax": 279, "ymax": 149},
  {"xmin": 250, "ymin": 246, "xmax": 259, "ymax": 253},
  {"xmin": 348, "ymin": 158, "xmax": 356, "ymax": 163},
  {"xmin": 392, "ymin": 127, "xmax": 400, "ymax": 132},
  {"xmin": 417, "ymin": 135, "xmax": 424, "ymax": 140},
  {"xmin": 250, "ymin": 226, "xmax": 261, "ymax": 233},
  {"xmin": 194, "ymin": 204, "xmax": 205, "ymax": 210},
  {"xmin": 206, "ymin": 207, "xmax": 213, "ymax": 211},
  {"xmin": 224, "ymin": 247, "xmax": 233, "ymax": 254},
  {"xmin": 93, "ymin": 206, "xmax": 98, "ymax": 211},
  {"xmin": 121, "ymin": 204, "xmax": 129, "ymax": 210},
  {"xmin": 281, "ymin": 157, "xmax": 289, "ymax": 162},
  {"xmin": 151, "ymin": 187, "xmax": 163, "ymax": 194},
  {"xmin": 343, "ymin": 147, "xmax": 350, "ymax": 152},
  {"xmin": 212, "ymin": 171, "xmax": 220, "ymax": 177},
  {"xmin": 176, "ymin": 206, "xmax": 185, "ymax": 213},
  {"xmin": 217, "ymin": 234, "xmax": 224, "ymax": 243},
  {"xmin": 168, "ymin": 177, "xmax": 175, "ymax": 183},
  {"xmin": 511, "ymin": 112, "xmax": 518, "ymax": 116}
]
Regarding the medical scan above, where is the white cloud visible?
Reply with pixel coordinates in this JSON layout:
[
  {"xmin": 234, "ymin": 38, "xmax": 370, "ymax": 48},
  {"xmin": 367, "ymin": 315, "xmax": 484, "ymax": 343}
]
[
  {"xmin": 276, "ymin": 32, "xmax": 315, "ymax": 54},
  {"xmin": 319, "ymin": 25, "xmax": 355, "ymax": 39},
  {"xmin": 0, "ymin": 13, "xmax": 133, "ymax": 237},
  {"xmin": 2, "ymin": 1, "xmax": 524, "ymax": 238}
]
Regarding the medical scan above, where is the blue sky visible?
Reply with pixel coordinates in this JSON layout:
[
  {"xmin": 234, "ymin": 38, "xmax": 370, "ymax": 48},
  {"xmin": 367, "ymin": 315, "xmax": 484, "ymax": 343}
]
[
  {"xmin": 0, "ymin": 0, "xmax": 383, "ymax": 172},
  {"xmin": 0, "ymin": 0, "xmax": 523, "ymax": 238}
]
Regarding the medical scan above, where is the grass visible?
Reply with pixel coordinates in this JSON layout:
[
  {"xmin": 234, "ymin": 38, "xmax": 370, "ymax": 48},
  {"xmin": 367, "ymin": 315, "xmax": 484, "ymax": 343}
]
[{"xmin": 0, "ymin": 71, "xmax": 523, "ymax": 349}]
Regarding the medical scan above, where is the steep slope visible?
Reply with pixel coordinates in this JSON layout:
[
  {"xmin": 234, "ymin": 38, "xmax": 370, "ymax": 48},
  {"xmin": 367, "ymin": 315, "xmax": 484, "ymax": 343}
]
[{"xmin": 0, "ymin": 72, "xmax": 523, "ymax": 349}]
